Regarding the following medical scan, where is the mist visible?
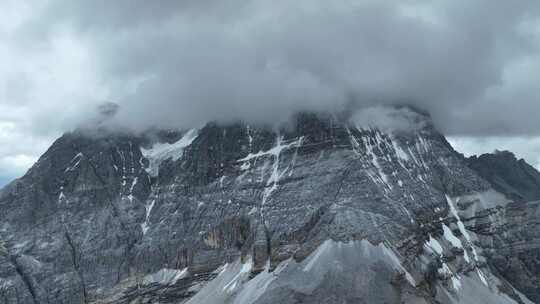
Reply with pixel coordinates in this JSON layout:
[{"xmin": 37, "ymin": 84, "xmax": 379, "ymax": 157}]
[{"xmin": 5, "ymin": 0, "xmax": 537, "ymax": 135}]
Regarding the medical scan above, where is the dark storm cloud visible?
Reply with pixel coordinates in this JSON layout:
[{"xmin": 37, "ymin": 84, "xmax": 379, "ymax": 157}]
[{"xmin": 9, "ymin": 0, "xmax": 538, "ymax": 136}]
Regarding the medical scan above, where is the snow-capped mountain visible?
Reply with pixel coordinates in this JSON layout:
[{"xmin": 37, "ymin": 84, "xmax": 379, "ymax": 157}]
[{"xmin": 0, "ymin": 106, "xmax": 539, "ymax": 304}]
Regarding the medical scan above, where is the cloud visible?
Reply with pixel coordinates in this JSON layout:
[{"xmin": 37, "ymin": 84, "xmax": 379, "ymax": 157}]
[
  {"xmin": 351, "ymin": 106, "xmax": 430, "ymax": 133},
  {"xmin": 0, "ymin": 120, "xmax": 51, "ymax": 185},
  {"xmin": 448, "ymin": 136, "xmax": 540, "ymax": 170},
  {"xmin": 1, "ymin": 0, "xmax": 540, "ymax": 180},
  {"xmin": 5, "ymin": 0, "xmax": 538, "ymax": 135}
]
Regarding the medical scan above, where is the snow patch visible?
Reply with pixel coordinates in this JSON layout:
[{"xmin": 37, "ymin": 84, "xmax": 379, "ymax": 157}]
[
  {"xmin": 389, "ymin": 134, "xmax": 410, "ymax": 162},
  {"xmin": 446, "ymin": 194, "xmax": 491, "ymax": 287},
  {"xmin": 65, "ymin": 152, "xmax": 83, "ymax": 172},
  {"xmin": 442, "ymin": 223, "xmax": 470, "ymax": 263},
  {"xmin": 143, "ymin": 268, "xmax": 188, "ymax": 285},
  {"xmin": 380, "ymin": 244, "xmax": 417, "ymax": 286},
  {"xmin": 446, "ymin": 195, "xmax": 480, "ymax": 262},
  {"xmin": 141, "ymin": 129, "xmax": 198, "ymax": 176},
  {"xmin": 141, "ymin": 199, "xmax": 156, "ymax": 235},
  {"xmin": 451, "ymin": 275, "xmax": 462, "ymax": 290},
  {"xmin": 424, "ymin": 235, "xmax": 444, "ymax": 255},
  {"xmin": 223, "ymin": 259, "xmax": 253, "ymax": 293},
  {"xmin": 239, "ymin": 135, "xmax": 303, "ymax": 221}
]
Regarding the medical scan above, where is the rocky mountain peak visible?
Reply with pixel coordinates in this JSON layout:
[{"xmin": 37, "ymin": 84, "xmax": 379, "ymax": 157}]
[
  {"xmin": 1, "ymin": 107, "xmax": 540, "ymax": 304},
  {"xmin": 467, "ymin": 150, "xmax": 540, "ymax": 202}
]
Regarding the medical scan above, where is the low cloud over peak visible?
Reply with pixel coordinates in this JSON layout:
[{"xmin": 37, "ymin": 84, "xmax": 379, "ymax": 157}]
[
  {"xmin": 1, "ymin": 0, "xmax": 540, "ymax": 181},
  {"xmin": 5, "ymin": 0, "xmax": 539, "ymax": 135}
]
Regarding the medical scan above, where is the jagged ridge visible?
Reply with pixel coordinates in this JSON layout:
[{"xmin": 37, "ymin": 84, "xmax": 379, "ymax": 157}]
[{"xmin": 0, "ymin": 107, "xmax": 539, "ymax": 304}]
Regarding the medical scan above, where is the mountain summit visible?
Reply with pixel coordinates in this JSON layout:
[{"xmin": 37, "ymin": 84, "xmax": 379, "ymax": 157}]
[{"xmin": 1, "ymin": 106, "xmax": 539, "ymax": 304}]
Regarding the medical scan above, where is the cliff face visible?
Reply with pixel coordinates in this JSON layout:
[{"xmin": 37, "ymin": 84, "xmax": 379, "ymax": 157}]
[
  {"xmin": 0, "ymin": 107, "xmax": 538, "ymax": 304},
  {"xmin": 466, "ymin": 151, "xmax": 540, "ymax": 300},
  {"xmin": 467, "ymin": 151, "xmax": 540, "ymax": 202}
]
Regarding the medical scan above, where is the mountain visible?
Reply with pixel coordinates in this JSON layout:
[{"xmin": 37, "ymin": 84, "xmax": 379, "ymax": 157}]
[
  {"xmin": 0, "ymin": 106, "xmax": 539, "ymax": 304},
  {"xmin": 466, "ymin": 151, "xmax": 540, "ymax": 202}
]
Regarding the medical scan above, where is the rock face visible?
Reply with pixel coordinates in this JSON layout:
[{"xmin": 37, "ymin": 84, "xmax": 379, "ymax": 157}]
[
  {"xmin": 467, "ymin": 151, "xmax": 540, "ymax": 202},
  {"xmin": 465, "ymin": 151, "xmax": 540, "ymax": 302},
  {"xmin": 0, "ymin": 106, "xmax": 539, "ymax": 304}
]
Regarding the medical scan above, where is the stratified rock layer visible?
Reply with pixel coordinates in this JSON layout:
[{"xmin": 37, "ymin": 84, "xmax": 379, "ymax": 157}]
[
  {"xmin": 467, "ymin": 150, "xmax": 540, "ymax": 202},
  {"xmin": 0, "ymin": 107, "xmax": 538, "ymax": 304}
]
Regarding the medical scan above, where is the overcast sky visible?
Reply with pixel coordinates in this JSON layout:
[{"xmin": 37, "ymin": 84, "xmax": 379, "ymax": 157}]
[{"xmin": 1, "ymin": 0, "xmax": 540, "ymax": 185}]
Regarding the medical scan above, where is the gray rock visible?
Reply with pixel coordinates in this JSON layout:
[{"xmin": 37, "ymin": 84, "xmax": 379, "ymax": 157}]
[
  {"xmin": 0, "ymin": 107, "xmax": 538, "ymax": 304},
  {"xmin": 467, "ymin": 150, "xmax": 540, "ymax": 202}
]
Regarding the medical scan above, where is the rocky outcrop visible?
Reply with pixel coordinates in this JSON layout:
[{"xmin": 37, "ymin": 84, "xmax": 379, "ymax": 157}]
[
  {"xmin": 462, "ymin": 151, "xmax": 540, "ymax": 302},
  {"xmin": 467, "ymin": 150, "xmax": 540, "ymax": 202},
  {"xmin": 0, "ymin": 107, "xmax": 538, "ymax": 304}
]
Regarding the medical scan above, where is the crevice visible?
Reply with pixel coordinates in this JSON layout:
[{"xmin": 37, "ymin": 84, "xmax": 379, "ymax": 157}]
[
  {"xmin": 10, "ymin": 255, "xmax": 39, "ymax": 304},
  {"xmin": 63, "ymin": 229, "xmax": 88, "ymax": 304}
]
